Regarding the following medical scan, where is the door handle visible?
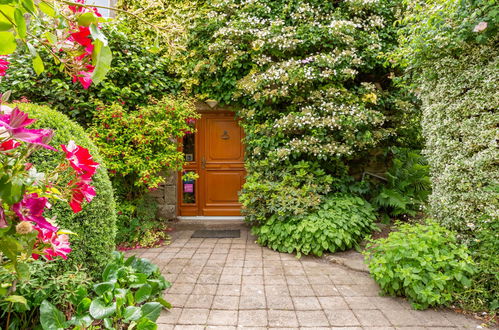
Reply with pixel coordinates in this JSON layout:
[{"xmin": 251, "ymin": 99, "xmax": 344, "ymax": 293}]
[{"xmin": 201, "ymin": 157, "xmax": 206, "ymax": 169}]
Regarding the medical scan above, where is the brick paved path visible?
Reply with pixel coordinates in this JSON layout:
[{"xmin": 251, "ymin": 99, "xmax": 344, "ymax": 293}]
[{"xmin": 127, "ymin": 227, "xmax": 481, "ymax": 329}]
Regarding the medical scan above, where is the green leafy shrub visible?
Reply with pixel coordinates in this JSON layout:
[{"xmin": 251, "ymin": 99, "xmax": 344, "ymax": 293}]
[
  {"xmin": 365, "ymin": 221, "xmax": 475, "ymax": 309},
  {"xmin": 39, "ymin": 252, "xmax": 171, "ymax": 329},
  {"xmin": 181, "ymin": 0, "xmax": 420, "ymax": 231},
  {"xmin": 369, "ymin": 148, "xmax": 430, "ymax": 218},
  {"xmin": 88, "ymin": 96, "xmax": 198, "ymax": 196},
  {"xmin": 116, "ymin": 197, "xmax": 171, "ymax": 249},
  {"xmin": 13, "ymin": 103, "xmax": 117, "ymax": 275},
  {"xmin": 0, "ymin": 261, "xmax": 90, "ymax": 330},
  {"xmin": 253, "ymin": 194, "xmax": 377, "ymax": 257},
  {"xmin": 0, "ymin": 21, "xmax": 181, "ymax": 125}
]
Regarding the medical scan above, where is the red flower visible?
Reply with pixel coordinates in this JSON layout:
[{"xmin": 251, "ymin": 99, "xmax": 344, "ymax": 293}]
[
  {"xmin": 0, "ymin": 139, "xmax": 20, "ymax": 152},
  {"xmin": 12, "ymin": 193, "xmax": 58, "ymax": 232},
  {"xmin": 69, "ymin": 179, "xmax": 96, "ymax": 213},
  {"xmin": 0, "ymin": 55, "xmax": 9, "ymax": 76},
  {"xmin": 72, "ymin": 70, "xmax": 93, "ymax": 89},
  {"xmin": 61, "ymin": 140, "xmax": 99, "ymax": 179}
]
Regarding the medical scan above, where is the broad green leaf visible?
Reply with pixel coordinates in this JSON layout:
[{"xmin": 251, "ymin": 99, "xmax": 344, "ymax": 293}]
[
  {"xmin": 93, "ymin": 281, "xmax": 115, "ymax": 295},
  {"xmin": 14, "ymin": 9, "xmax": 26, "ymax": 39},
  {"xmin": 140, "ymin": 302, "xmax": 161, "ymax": 322},
  {"xmin": 89, "ymin": 23, "xmax": 107, "ymax": 45},
  {"xmin": 136, "ymin": 317, "xmax": 156, "ymax": 330},
  {"xmin": 134, "ymin": 283, "xmax": 152, "ymax": 303},
  {"xmin": 89, "ymin": 298, "xmax": 116, "ymax": 320},
  {"xmin": 91, "ymin": 39, "xmax": 111, "ymax": 85},
  {"xmin": 77, "ymin": 12, "xmax": 96, "ymax": 26},
  {"xmin": 0, "ymin": 5, "xmax": 14, "ymax": 31},
  {"xmin": 0, "ymin": 31, "xmax": 16, "ymax": 55},
  {"xmin": 40, "ymin": 300, "xmax": 67, "ymax": 330},
  {"xmin": 32, "ymin": 54, "xmax": 44, "ymax": 75},
  {"xmin": 21, "ymin": 0, "xmax": 35, "ymax": 14},
  {"xmin": 123, "ymin": 306, "xmax": 142, "ymax": 322},
  {"xmin": 103, "ymin": 317, "xmax": 113, "ymax": 329},
  {"xmin": 38, "ymin": 2, "xmax": 55, "ymax": 17},
  {"xmin": 76, "ymin": 297, "xmax": 91, "ymax": 315}
]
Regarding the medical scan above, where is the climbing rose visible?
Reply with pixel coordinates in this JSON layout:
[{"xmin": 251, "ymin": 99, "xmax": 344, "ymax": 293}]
[
  {"xmin": 32, "ymin": 226, "xmax": 71, "ymax": 260},
  {"xmin": 12, "ymin": 193, "xmax": 58, "ymax": 232},
  {"xmin": 68, "ymin": 179, "xmax": 96, "ymax": 213},
  {"xmin": 0, "ymin": 139, "xmax": 20, "ymax": 151},
  {"xmin": 61, "ymin": 140, "xmax": 99, "ymax": 178}
]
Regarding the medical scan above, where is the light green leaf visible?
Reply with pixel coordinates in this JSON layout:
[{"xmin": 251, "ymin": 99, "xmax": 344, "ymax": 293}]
[
  {"xmin": 136, "ymin": 317, "xmax": 157, "ymax": 330},
  {"xmin": 14, "ymin": 9, "xmax": 26, "ymax": 39},
  {"xmin": 0, "ymin": 5, "xmax": 14, "ymax": 31},
  {"xmin": 38, "ymin": 2, "xmax": 56, "ymax": 17},
  {"xmin": 5, "ymin": 295, "xmax": 27, "ymax": 305},
  {"xmin": 78, "ymin": 12, "xmax": 97, "ymax": 27},
  {"xmin": 91, "ymin": 40, "xmax": 112, "ymax": 85},
  {"xmin": 93, "ymin": 281, "xmax": 115, "ymax": 295},
  {"xmin": 134, "ymin": 284, "xmax": 152, "ymax": 304},
  {"xmin": 0, "ymin": 31, "xmax": 16, "ymax": 55},
  {"xmin": 32, "ymin": 54, "xmax": 44, "ymax": 75}
]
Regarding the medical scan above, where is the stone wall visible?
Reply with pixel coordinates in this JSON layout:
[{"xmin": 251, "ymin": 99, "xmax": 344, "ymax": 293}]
[{"xmin": 150, "ymin": 171, "xmax": 177, "ymax": 219}]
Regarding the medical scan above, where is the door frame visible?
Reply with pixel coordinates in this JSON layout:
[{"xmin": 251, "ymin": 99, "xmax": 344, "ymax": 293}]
[{"xmin": 177, "ymin": 110, "xmax": 245, "ymax": 216}]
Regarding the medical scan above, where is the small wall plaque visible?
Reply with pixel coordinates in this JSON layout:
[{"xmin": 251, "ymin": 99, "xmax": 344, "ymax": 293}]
[
  {"xmin": 184, "ymin": 183, "xmax": 194, "ymax": 193},
  {"xmin": 185, "ymin": 154, "xmax": 193, "ymax": 162}
]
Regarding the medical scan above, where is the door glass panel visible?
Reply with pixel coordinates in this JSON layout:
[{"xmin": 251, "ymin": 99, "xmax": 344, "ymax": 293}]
[
  {"xmin": 182, "ymin": 171, "xmax": 196, "ymax": 204},
  {"xmin": 183, "ymin": 133, "xmax": 195, "ymax": 162}
]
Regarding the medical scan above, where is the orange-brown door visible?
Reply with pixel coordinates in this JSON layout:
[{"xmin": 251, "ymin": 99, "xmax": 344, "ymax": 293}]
[{"xmin": 178, "ymin": 112, "xmax": 245, "ymax": 216}]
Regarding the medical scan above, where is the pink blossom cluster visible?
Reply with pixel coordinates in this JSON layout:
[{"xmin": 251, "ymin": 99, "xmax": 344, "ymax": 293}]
[
  {"xmin": 0, "ymin": 56, "xmax": 9, "ymax": 77},
  {"xmin": 0, "ymin": 105, "xmax": 99, "ymax": 260}
]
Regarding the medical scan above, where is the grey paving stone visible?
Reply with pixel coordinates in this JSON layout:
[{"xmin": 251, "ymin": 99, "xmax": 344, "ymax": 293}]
[
  {"xmin": 239, "ymin": 294, "xmax": 267, "ymax": 309},
  {"xmin": 353, "ymin": 309, "xmax": 392, "ymax": 326},
  {"xmin": 266, "ymin": 294, "xmax": 294, "ymax": 310},
  {"xmin": 268, "ymin": 310, "xmax": 299, "ymax": 327},
  {"xmin": 288, "ymin": 284, "xmax": 315, "ymax": 296},
  {"xmin": 325, "ymin": 309, "xmax": 361, "ymax": 326},
  {"xmin": 296, "ymin": 310, "xmax": 330, "ymax": 327},
  {"xmin": 157, "ymin": 308, "xmax": 182, "ymax": 324},
  {"xmin": 207, "ymin": 310, "xmax": 238, "ymax": 326},
  {"xmin": 292, "ymin": 296, "xmax": 322, "ymax": 310},
  {"xmin": 216, "ymin": 284, "xmax": 241, "ymax": 296},
  {"xmin": 382, "ymin": 309, "xmax": 421, "ymax": 326},
  {"xmin": 345, "ymin": 296, "xmax": 378, "ymax": 309},
  {"xmin": 318, "ymin": 296, "xmax": 349, "ymax": 309},
  {"xmin": 238, "ymin": 309, "xmax": 268, "ymax": 327},
  {"xmin": 211, "ymin": 294, "xmax": 239, "ymax": 310},
  {"xmin": 192, "ymin": 284, "xmax": 217, "ymax": 295},
  {"xmin": 177, "ymin": 308, "xmax": 209, "ymax": 325},
  {"xmin": 184, "ymin": 294, "xmax": 214, "ymax": 309}
]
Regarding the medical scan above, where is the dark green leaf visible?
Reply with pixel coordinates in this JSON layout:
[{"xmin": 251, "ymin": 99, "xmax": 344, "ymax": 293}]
[
  {"xmin": 89, "ymin": 298, "xmax": 117, "ymax": 320},
  {"xmin": 40, "ymin": 300, "xmax": 67, "ymax": 330},
  {"xmin": 140, "ymin": 302, "xmax": 162, "ymax": 321},
  {"xmin": 123, "ymin": 306, "xmax": 142, "ymax": 322}
]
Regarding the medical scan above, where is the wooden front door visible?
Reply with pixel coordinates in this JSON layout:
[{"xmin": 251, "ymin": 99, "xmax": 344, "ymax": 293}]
[{"xmin": 178, "ymin": 112, "xmax": 245, "ymax": 216}]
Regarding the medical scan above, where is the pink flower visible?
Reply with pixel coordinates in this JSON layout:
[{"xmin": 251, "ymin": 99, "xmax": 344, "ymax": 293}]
[
  {"xmin": 0, "ymin": 207, "xmax": 6, "ymax": 228},
  {"xmin": 0, "ymin": 107, "xmax": 56, "ymax": 150},
  {"xmin": 12, "ymin": 193, "xmax": 58, "ymax": 232},
  {"xmin": 70, "ymin": 26, "xmax": 93, "ymax": 48},
  {"xmin": 68, "ymin": 179, "xmax": 96, "ymax": 213},
  {"xmin": 0, "ymin": 56, "xmax": 9, "ymax": 76},
  {"xmin": 68, "ymin": 0, "xmax": 85, "ymax": 13},
  {"xmin": 72, "ymin": 70, "xmax": 93, "ymax": 89},
  {"xmin": 32, "ymin": 226, "xmax": 71, "ymax": 260},
  {"xmin": 61, "ymin": 140, "xmax": 99, "ymax": 179},
  {"xmin": 473, "ymin": 21, "xmax": 488, "ymax": 33}
]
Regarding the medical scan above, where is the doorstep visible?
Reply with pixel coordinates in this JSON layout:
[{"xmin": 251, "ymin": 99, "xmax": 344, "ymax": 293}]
[{"xmin": 170, "ymin": 216, "xmax": 246, "ymax": 231}]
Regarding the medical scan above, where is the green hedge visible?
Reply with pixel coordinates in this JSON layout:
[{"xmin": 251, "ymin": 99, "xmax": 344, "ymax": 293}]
[{"xmin": 13, "ymin": 103, "xmax": 117, "ymax": 275}]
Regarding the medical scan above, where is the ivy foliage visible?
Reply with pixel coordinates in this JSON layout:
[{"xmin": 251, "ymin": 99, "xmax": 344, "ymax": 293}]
[
  {"xmin": 0, "ymin": 21, "xmax": 181, "ymax": 125},
  {"xmin": 254, "ymin": 194, "xmax": 377, "ymax": 257},
  {"xmin": 182, "ymin": 0, "xmax": 419, "ymax": 225},
  {"xmin": 365, "ymin": 221, "xmax": 476, "ymax": 310}
]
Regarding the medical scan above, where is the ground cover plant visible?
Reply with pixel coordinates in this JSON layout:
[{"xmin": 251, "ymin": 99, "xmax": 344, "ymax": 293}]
[
  {"xmin": 254, "ymin": 194, "xmax": 377, "ymax": 257},
  {"xmin": 365, "ymin": 221, "xmax": 475, "ymax": 309}
]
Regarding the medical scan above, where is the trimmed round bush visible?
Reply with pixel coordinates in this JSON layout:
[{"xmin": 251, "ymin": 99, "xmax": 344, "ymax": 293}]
[
  {"xmin": 365, "ymin": 221, "xmax": 475, "ymax": 310},
  {"xmin": 13, "ymin": 103, "xmax": 117, "ymax": 275},
  {"xmin": 253, "ymin": 194, "xmax": 377, "ymax": 257}
]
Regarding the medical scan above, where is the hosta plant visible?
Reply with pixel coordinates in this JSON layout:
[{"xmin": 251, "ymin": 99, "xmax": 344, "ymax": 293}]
[
  {"xmin": 365, "ymin": 221, "xmax": 476, "ymax": 309},
  {"xmin": 39, "ymin": 251, "xmax": 171, "ymax": 329},
  {"xmin": 253, "ymin": 194, "xmax": 377, "ymax": 257}
]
